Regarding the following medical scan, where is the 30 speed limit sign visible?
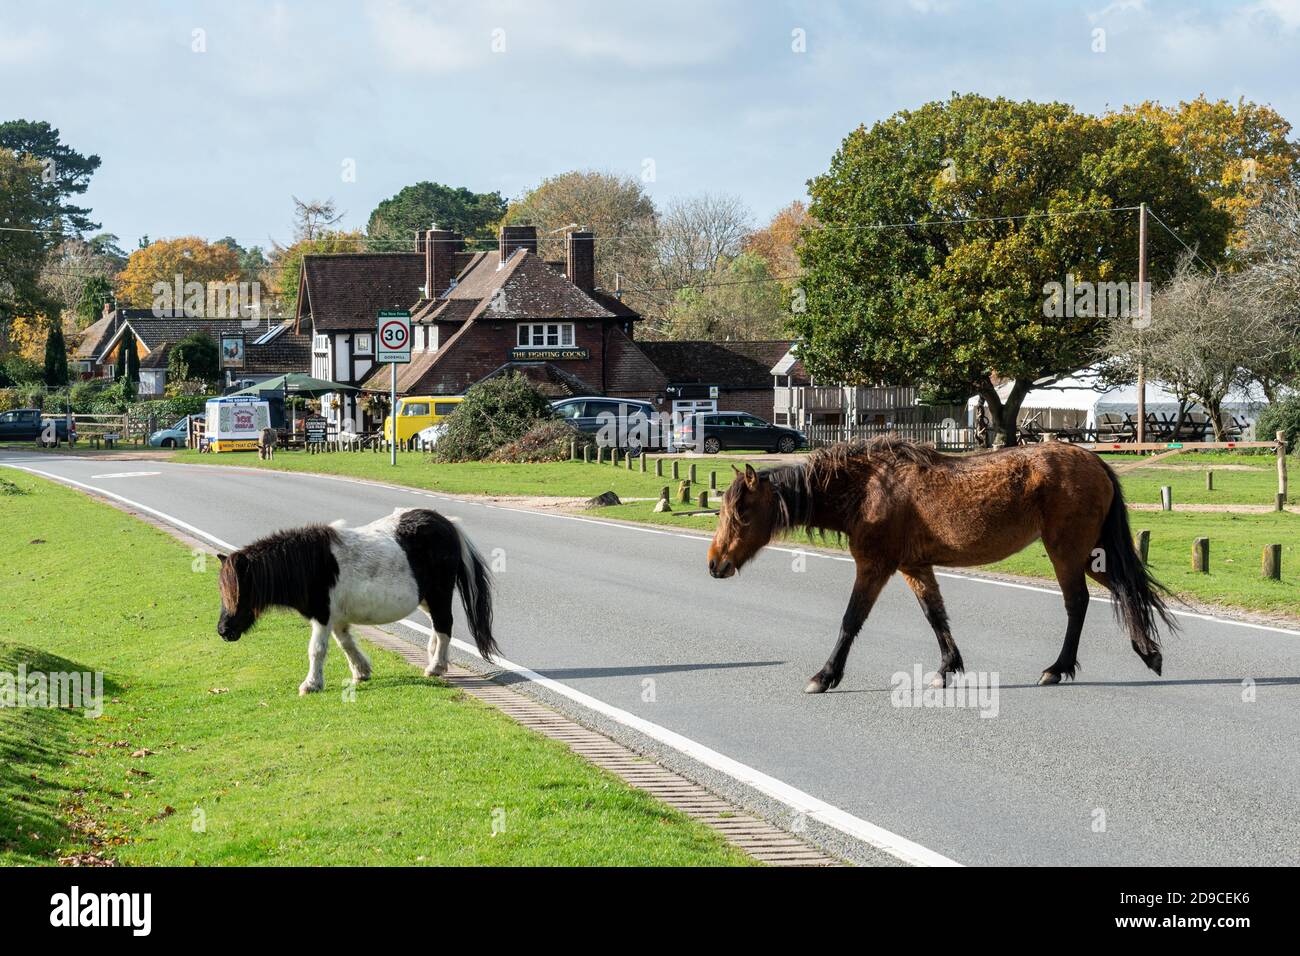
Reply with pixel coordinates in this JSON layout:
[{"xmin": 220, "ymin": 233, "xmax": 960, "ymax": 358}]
[{"xmin": 376, "ymin": 310, "xmax": 411, "ymax": 363}]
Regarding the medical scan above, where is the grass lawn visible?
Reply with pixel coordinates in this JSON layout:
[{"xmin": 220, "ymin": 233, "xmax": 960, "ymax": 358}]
[
  {"xmin": 159, "ymin": 447, "xmax": 1300, "ymax": 618},
  {"xmin": 0, "ymin": 470, "xmax": 749, "ymax": 866},
  {"xmin": 172, "ymin": 447, "xmax": 748, "ymax": 500}
]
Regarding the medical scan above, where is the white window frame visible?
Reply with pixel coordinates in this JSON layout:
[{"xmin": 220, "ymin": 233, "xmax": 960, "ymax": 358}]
[
  {"xmin": 354, "ymin": 333, "xmax": 372, "ymax": 354},
  {"xmin": 313, "ymin": 334, "xmax": 329, "ymax": 353},
  {"xmin": 516, "ymin": 322, "xmax": 575, "ymax": 349}
]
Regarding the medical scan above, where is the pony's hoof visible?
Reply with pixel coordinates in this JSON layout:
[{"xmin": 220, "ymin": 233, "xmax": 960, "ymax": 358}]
[
  {"xmin": 298, "ymin": 680, "xmax": 323, "ymax": 696},
  {"xmin": 803, "ymin": 679, "xmax": 828, "ymax": 694},
  {"xmin": 425, "ymin": 663, "xmax": 448, "ymax": 678},
  {"xmin": 1038, "ymin": 671, "xmax": 1062, "ymax": 686},
  {"xmin": 930, "ymin": 674, "xmax": 947, "ymax": 689},
  {"xmin": 351, "ymin": 671, "xmax": 371, "ymax": 683}
]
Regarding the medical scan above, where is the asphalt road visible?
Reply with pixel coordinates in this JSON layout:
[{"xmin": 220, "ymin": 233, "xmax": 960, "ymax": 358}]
[{"xmin": 6, "ymin": 451, "xmax": 1299, "ymax": 866}]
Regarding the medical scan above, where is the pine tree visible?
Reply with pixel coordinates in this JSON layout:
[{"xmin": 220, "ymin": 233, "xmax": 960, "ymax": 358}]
[{"xmin": 43, "ymin": 315, "xmax": 68, "ymax": 386}]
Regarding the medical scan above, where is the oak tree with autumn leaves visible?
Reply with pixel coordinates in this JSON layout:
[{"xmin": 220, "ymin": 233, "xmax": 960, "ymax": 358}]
[
  {"xmin": 115, "ymin": 237, "xmax": 241, "ymax": 309},
  {"xmin": 793, "ymin": 94, "xmax": 1235, "ymax": 445}
]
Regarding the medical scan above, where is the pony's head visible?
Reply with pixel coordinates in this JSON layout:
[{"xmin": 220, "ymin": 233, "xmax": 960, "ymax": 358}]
[
  {"xmin": 216, "ymin": 552, "xmax": 257, "ymax": 641},
  {"xmin": 708, "ymin": 464, "xmax": 781, "ymax": 578}
]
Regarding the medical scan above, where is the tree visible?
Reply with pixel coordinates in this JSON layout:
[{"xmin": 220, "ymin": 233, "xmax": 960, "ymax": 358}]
[
  {"xmin": 504, "ymin": 170, "xmax": 659, "ymax": 316},
  {"xmin": 76, "ymin": 275, "xmax": 115, "ymax": 328},
  {"xmin": 115, "ymin": 238, "xmax": 241, "ymax": 309},
  {"xmin": 1119, "ymin": 96, "xmax": 1300, "ymax": 243},
  {"xmin": 124, "ymin": 328, "xmax": 140, "ymax": 388},
  {"xmin": 271, "ymin": 230, "xmax": 367, "ymax": 315},
  {"xmin": 0, "ymin": 149, "xmax": 56, "ymax": 334},
  {"xmin": 217, "ymin": 236, "xmax": 271, "ymax": 286},
  {"xmin": 795, "ymin": 94, "xmax": 1231, "ymax": 445},
  {"xmin": 662, "ymin": 252, "xmax": 789, "ymax": 340},
  {"xmin": 1234, "ymin": 175, "xmax": 1300, "ymax": 398},
  {"xmin": 167, "ymin": 331, "xmax": 220, "ymax": 387},
  {"xmin": 292, "ymin": 197, "xmax": 344, "ymax": 242},
  {"xmin": 433, "ymin": 373, "xmax": 556, "ymax": 462},
  {"xmin": 655, "ymin": 193, "xmax": 752, "ymax": 292},
  {"xmin": 745, "ymin": 201, "xmax": 811, "ymax": 281},
  {"xmin": 367, "ymin": 182, "xmax": 507, "ymax": 247},
  {"xmin": 0, "ymin": 120, "xmax": 101, "ymax": 234},
  {"xmin": 1101, "ymin": 260, "xmax": 1290, "ymax": 439},
  {"xmin": 6, "ymin": 313, "xmax": 48, "ymax": 362},
  {"xmin": 43, "ymin": 314, "xmax": 68, "ymax": 386}
]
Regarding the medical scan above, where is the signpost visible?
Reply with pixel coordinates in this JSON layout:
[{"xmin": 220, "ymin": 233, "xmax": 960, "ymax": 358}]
[
  {"xmin": 377, "ymin": 310, "xmax": 411, "ymax": 465},
  {"xmin": 304, "ymin": 414, "xmax": 327, "ymax": 447}
]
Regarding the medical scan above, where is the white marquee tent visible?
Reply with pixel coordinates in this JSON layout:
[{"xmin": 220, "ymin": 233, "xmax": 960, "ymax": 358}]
[{"xmin": 965, "ymin": 370, "xmax": 1272, "ymax": 433}]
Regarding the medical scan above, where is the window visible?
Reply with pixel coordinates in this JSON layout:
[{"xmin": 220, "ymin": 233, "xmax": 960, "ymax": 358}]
[
  {"xmin": 313, "ymin": 334, "xmax": 329, "ymax": 353},
  {"xmin": 433, "ymin": 402, "xmax": 459, "ymax": 416},
  {"xmin": 516, "ymin": 323, "xmax": 575, "ymax": 348},
  {"xmin": 401, "ymin": 403, "xmax": 430, "ymax": 417},
  {"xmin": 354, "ymin": 334, "xmax": 372, "ymax": 354},
  {"xmin": 554, "ymin": 401, "xmax": 583, "ymax": 420}
]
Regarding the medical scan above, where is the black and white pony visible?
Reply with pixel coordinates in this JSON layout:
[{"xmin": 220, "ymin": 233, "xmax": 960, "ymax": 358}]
[{"xmin": 216, "ymin": 507, "xmax": 496, "ymax": 695}]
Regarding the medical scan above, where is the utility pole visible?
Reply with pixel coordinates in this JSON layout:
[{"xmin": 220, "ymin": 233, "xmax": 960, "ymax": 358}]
[{"xmin": 1136, "ymin": 202, "xmax": 1147, "ymax": 445}]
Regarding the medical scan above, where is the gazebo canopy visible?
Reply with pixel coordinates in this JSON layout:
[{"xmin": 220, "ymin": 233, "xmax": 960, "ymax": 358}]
[{"xmin": 231, "ymin": 373, "xmax": 358, "ymax": 398}]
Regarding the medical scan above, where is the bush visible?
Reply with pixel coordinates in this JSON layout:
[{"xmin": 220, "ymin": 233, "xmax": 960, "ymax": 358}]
[
  {"xmin": 1256, "ymin": 394, "xmax": 1300, "ymax": 453},
  {"xmin": 69, "ymin": 379, "xmax": 110, "ymax": 413},
  {"xmin": 0, "ymin": 355, "xmax": 43, "ymax": 387},
  {"xmin": 487, "ymin": 419, "xmax": 592, "ymax": 463},
  {"xmin": 433, "ymin": 373, "xmax": 556, "ymax": 462}
]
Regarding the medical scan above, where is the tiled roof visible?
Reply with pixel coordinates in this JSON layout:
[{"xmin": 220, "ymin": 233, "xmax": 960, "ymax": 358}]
[
  {"xmin": 299, "ymin": 253, "xmax": 425, "ymax": 331},
  {"xmin": 418, "ymin": 249, "xmax": 621, "ymax": 324},
  {"xmin": 605, "ymin": 327, "xmax": 667, "ymax": 394},
  {"xmin": 74, "ymin": 313, "xmax": 118, "ymax": 359},
  {"xmin": 636, "ymin": 340, "xmax": 795, "ymax": 389},
  {"xmin": 84, "ymin": 314, "xmax": 310, "ymax": 377}
]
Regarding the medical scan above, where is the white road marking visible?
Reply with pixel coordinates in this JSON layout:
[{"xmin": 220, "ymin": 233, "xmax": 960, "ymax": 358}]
[
  {"xmin": 90, "ymin": 471, "xmax": 161, "ymax": 479},
  {"xmin": 3, "ymin": 460, "xmax": 962, "ymax": 867}
]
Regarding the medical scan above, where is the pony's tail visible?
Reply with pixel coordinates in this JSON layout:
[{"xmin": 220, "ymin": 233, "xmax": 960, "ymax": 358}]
[
  {"xmin": 1096, "ymin": 461, "xmax": 1177, "ymax": 673},
  {"xmin": 452, "ymin": 522, "xmax": 498, "ymax": 661}
]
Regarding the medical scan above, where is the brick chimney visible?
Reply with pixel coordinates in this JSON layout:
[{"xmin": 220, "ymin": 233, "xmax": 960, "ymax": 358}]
[
  {"xmin": 425, "ymin": 225, "xmax": 462, "ymax": 298},
  {"xmin": 565, "ymin": 231, "xmax": 595, "ymax": 291},
  {"xmin": 499, "ymin": 224, "xmax": 538, "ymax": 261}
]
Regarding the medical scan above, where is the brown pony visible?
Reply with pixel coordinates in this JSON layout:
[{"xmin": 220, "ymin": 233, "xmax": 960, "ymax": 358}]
[{"xmin": 707, "ymin": 436, "xmax": 1176, "ymax": 693}]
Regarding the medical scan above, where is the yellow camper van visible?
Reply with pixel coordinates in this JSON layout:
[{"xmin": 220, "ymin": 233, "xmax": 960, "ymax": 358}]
[{"xmin": 382, "ymin": 395, "xmax": 464, "ymax": 443}]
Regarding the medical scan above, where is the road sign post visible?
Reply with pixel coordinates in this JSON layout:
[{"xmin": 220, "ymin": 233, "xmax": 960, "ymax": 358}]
[{"xmin": 377, "ymin": 310, "xmax": 412, "ymax": 466}]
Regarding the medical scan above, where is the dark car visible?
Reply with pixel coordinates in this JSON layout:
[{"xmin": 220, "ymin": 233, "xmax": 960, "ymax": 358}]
[
  {"xmin": 0, "ymin": 409, "xmax": 75, "ymax": 446},
  {"xmin": 675, "ymin": 411, "xmax": 805, "ymax": 454},
  {"xmin": 551, "ymin": 396, "xmax": 664, "ymax": 451}
]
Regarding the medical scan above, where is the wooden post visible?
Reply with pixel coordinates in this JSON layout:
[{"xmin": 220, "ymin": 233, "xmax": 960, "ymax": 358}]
[
  {"xmin": 689, "ymin": 463, "xmax": 697, "ymax": 484},
  {"xmin": 698, "ymin": 490, "xmax": 708, "ymax": 509},
  {"xmin": 1136, "ymin": 529, "xmax": 1150, "ymax": 565},
  {"xmin": 570, "ymin": 439, "xmax": 578, "ymax": 461},
  {"xmin": 639, "ymin": 453, "xmax": 647, "ymax": 473},
  {"xmin": 1262, "ymin": 544, "xmax": 1282, "ymax": 581},
  {"xmin": 597, "ymin": 446, "xmax": 605, "ymax": 465},
  {"xmin": 627, "ymin": 450, "xmax": 634, "ymax": 470},
  {"xmin": 1136, "ymin": 202, "xmax": 1148, "ymax": 446},
  {"xmin": 1277, "ymin": 430, "xmax": 1287, "ymax": 511},
  {"xmin": 655, "ymin": 458, "xmax": 663, "ymax": 477},
  {"xmin": 584, "ymin": 445, "xmax": 592, "ymax": 464},
  {"xmin": 672, "ymin": 460, "xmax": 680, "ymax": 480},
  {"xmin": 710, "ymin": 470, "xmax": 717, "ymax": 490},
  {"xmin": 1192, "ymin": 537, "xmax": 1209, "ymax": 573},
  {"xmin": 1160, "ymin": 486, "xmax": 1172, "ymax": 511},
  {"xmin": 677, "ymin": 480, "xmax": 691, "ymax": 504},
  {"xmin": 612, "ymin": 447, "xmax": 621, "ymax": 466},
  {"xmin": 1205, "ymin": 470, "xmax": 1213, "ymax": 491}
]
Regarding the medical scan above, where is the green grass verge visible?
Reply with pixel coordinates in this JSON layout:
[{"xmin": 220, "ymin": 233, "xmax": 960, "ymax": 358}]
[
  {"xmin": 0, "ymin": 470, "xmax": 750, "ymax": 866},
  {"xmin": 174, "ymin": 448, "xmax": 1300, "ymax": 618},
  {"xmin": 172, "ymin": 447, "xmax": 746, "ymax": 500}
]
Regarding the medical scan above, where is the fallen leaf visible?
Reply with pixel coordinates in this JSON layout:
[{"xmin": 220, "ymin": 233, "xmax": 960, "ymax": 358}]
[{"xmin": 129, "ymin": 749, "xmax": 155, "ymax": 758}]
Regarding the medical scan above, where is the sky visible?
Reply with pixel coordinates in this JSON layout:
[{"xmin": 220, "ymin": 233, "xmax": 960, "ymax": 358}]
[{"xmin": 2, "ymin": 0, "xmax": 1299, "ymax": 250}]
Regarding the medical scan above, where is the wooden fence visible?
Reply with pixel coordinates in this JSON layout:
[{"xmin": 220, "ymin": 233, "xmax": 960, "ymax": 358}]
[{"xmin": 805, "ymin": 421, "xmax": 977, "ymax": 451}]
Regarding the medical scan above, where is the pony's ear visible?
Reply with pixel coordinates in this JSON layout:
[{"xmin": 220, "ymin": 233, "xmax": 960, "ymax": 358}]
[
  {"xmin": 744, "ymin": 464, "xmax": 759, "ymax": 488},
  {"xmin": 217, "ymin": 553, "xmax": 227, "ymax": 564},
  {"xmin": 731, "ymin": 464, "xmax": 741, "ymax": 476}
]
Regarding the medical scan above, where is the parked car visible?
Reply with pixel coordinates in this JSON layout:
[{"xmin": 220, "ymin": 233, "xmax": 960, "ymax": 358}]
[
  {"xmin": 383, "ymin": 395, "xmax": 463, "ymax": 443},
  {"xmin": 148, "ymin": 415, "xmax": 203, "ymax": 448},
  {"xmin": 551, "ymin": 396, "xmax": 662, "ymax": 451},
  {"xmin": 0, "ymin": 408, "xmax": 75, "ymax": 446},
  {"xmin": 675, "ymin": 411, "xmax": 806, "ymax": 454}
]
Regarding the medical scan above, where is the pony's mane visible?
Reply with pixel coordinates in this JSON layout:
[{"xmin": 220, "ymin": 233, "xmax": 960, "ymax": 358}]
[
  {"xmin": 221, "ymin": 525, "xmax": 340, "ymax": 617},
  {"xmin": 761, "ymin": 435, "xmax": 947, "ymax": 533}
]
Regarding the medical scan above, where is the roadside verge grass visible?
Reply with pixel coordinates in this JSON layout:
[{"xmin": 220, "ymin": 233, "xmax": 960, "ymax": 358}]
[{"xmin": 0, "ymin": 469, "xmax": 749, "ymax": 866}]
